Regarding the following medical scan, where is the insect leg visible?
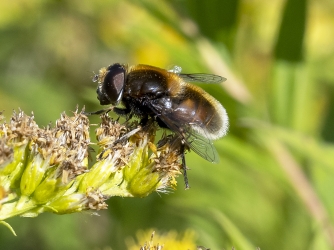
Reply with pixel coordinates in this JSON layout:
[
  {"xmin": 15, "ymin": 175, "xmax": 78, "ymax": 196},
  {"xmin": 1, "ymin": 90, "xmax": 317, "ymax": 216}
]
[
  {"xmin": 139, "ymin": 115, "xmax": 149, "ymax": 127},
  {"xmin": 117, "ymin": 126, "xmax": 142, "ymax": 142},
  {"xmin": 113, "ymin": 106, "xmax": 133, "ymax": 122},
  {"xmin": 180, "ymin": 143, "xmax": 190, "ymax": 189},
  {"xmin": 113, "ymin": 107, "xmax": 131, "ymax": 116},
  {"xmin": 98, "ymin": 126, "xmax": 142, "ymax": 160},
  {"xmin": 83, "ymin": 107, "xmax": 113, "ymax": 116}
]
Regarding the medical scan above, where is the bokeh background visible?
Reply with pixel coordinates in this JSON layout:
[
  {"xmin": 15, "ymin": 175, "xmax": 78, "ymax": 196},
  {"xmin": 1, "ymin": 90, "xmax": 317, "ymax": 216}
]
[{"xmin": 1, "ymin": 0, "xmax": 334, "ymax": 249}]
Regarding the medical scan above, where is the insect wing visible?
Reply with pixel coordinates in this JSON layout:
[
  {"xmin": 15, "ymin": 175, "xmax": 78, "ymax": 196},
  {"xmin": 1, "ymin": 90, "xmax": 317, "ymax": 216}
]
[
  {"xmin": 155, "ymin": 112, "xmax": 220, "ymax": 163},
  {"xmin": 179, "ymin": 73, "xmax": 226, "ymax": 84},
  {"xmin": 181, "ymin": 123, "xmax": 220, "ymax": 163}
]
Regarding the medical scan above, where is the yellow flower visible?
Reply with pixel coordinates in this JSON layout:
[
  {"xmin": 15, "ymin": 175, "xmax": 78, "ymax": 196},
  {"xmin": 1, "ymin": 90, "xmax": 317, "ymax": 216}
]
[
  {"xmin": 0, "ymin": 109, "xmax": 183, "ymax": 228},
  {"xmin": 126, "ymin": 229, "xmax": 198, "ymax": 250}
]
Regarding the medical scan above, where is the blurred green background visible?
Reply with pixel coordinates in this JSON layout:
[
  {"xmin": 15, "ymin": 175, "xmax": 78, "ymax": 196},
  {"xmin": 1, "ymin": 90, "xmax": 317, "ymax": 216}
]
[{"xmin": 1, "ymin": 0, "xmax": 334, "ymax": 249}]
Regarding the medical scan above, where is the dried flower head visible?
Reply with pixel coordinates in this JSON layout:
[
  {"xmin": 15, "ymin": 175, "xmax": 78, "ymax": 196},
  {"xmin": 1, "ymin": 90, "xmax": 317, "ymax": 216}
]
[{"xmin": 0, "ymin": 108, "xmax": 183, "ymax": 226}]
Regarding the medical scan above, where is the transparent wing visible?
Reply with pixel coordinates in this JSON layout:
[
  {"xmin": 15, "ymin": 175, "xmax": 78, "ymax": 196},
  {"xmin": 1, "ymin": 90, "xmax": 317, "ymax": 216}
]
[
  {"xmin": 167, "ymin": 64, "xmax": 226, "ymax": 83},
  {"xmin": 179, "ymin": 73, "xmax": 226, "ymax": 84},
  {"xmin": 182, "ymin": 123, "xmax": 220, "ymax": 163},
  {"xmin": 155, "ymin": 112, "xmax": 220, "ymax": 163}
]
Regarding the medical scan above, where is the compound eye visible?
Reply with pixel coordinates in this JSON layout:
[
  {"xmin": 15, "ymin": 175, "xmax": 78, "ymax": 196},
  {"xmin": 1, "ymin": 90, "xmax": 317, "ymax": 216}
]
[{"xmin": 102, "ymin": 63, "xmax": 125, "ymax": 105}]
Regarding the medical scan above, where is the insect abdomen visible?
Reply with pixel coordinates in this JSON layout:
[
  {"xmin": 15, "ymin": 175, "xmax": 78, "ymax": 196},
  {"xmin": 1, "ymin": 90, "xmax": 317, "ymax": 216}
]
[{"xmin": 173, "ymin": 86, "xmax": 228, "ymax": 140}]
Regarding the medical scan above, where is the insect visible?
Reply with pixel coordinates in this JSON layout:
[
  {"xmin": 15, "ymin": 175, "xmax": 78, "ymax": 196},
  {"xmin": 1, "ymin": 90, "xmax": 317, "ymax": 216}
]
[{"xmin": 93, "ymin": 63, "xmax": 229, "ymax": 188}]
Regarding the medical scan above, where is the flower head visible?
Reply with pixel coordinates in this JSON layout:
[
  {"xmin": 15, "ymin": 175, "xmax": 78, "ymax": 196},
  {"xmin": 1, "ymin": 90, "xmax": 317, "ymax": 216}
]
[{"xmin": 0, "ymin": 108, "xmax": 184, "ymax": 223}]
